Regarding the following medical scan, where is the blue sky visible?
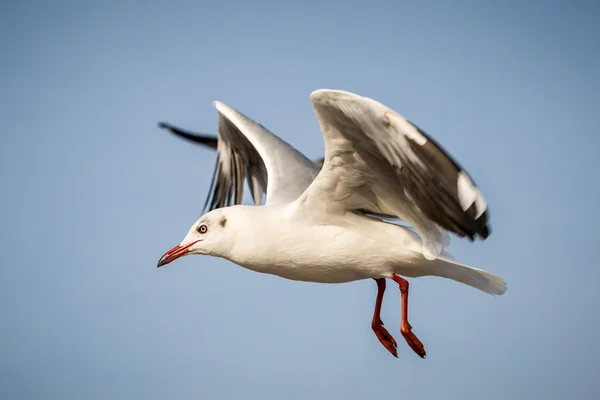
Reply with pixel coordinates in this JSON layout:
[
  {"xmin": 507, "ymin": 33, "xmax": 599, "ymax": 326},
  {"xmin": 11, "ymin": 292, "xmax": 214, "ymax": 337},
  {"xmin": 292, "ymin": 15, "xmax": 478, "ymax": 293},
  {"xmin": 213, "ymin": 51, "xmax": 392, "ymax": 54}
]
[{"xmin": 1, "ymin": 0, "xmax": 599, "ymax": 398}]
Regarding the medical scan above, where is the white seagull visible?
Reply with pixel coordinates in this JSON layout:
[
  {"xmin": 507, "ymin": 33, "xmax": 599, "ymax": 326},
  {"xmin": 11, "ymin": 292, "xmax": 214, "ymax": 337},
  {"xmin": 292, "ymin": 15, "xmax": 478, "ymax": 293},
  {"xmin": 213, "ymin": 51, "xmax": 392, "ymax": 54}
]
[{"xmin": 157, "ymin": 89, "xmax": 507, "ymax": 358}]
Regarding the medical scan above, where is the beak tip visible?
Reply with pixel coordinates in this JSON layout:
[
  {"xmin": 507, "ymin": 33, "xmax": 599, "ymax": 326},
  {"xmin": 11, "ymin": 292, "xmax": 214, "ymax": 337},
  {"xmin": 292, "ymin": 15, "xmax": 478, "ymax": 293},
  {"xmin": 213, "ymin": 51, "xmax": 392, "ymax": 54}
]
[
  {"xmin": 157, "ymin": 242, "xmax": 194, "ymax": 269},
  {"xmin": 156, "ymin": 256, "xmax": 168, "ymax": 268}
]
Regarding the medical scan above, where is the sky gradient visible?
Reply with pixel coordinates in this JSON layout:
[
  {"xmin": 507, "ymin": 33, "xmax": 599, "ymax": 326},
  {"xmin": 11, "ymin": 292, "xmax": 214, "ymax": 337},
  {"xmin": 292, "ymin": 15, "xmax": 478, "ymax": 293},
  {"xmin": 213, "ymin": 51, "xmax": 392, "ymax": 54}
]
[{"xmin": 1, "ymin": 1, "xmax": 600, "ymax": 399}]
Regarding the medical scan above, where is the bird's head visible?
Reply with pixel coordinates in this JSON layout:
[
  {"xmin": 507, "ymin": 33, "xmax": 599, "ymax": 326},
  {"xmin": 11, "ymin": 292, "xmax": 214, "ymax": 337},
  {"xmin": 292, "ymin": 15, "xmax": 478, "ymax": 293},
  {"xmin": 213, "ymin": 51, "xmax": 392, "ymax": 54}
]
[{"xmin": 157, "ymin": 208, "xmax": 235, "ymax": 267}]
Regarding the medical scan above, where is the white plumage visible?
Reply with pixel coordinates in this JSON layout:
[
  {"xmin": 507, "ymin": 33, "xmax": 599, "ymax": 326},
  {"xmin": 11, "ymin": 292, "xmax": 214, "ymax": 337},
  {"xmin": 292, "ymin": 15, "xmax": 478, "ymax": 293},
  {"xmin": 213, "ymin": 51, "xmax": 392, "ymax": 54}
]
[{"xmin": 158, "ymin": 89, "xmax": 506, "ymax": 358}]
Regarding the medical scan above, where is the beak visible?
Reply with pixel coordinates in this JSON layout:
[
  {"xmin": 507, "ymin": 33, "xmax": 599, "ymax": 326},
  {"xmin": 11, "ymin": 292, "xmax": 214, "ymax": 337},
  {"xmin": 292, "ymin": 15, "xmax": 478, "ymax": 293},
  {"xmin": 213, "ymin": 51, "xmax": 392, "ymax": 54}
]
[{"xmin": 157, "ymin": 241, "xmax": 198, "ymax": 268}]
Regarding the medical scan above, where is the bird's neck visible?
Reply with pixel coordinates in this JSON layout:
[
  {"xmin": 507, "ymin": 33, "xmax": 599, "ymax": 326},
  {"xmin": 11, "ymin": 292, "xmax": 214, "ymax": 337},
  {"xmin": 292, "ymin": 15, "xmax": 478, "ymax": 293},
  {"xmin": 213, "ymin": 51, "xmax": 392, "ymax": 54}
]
[{"xmin": 215, "ymin": 205, "xmax": 290, "ymax": 265}]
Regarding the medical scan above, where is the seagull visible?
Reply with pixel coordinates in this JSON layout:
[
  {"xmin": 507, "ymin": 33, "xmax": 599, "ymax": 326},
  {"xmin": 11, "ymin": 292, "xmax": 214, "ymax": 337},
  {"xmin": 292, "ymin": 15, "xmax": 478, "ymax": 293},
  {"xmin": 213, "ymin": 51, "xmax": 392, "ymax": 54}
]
[{"xmin": 157, "ymin": 89, "xmax": 507, "ymax": 358}]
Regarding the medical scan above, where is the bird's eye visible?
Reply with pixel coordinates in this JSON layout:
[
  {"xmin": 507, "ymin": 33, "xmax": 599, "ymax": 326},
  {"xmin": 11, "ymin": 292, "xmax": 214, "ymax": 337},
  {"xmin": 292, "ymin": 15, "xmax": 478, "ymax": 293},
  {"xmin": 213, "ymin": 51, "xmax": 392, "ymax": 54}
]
[{"xmin": 197, "ymin": 224, "xmax": 208, "ymax": 234}]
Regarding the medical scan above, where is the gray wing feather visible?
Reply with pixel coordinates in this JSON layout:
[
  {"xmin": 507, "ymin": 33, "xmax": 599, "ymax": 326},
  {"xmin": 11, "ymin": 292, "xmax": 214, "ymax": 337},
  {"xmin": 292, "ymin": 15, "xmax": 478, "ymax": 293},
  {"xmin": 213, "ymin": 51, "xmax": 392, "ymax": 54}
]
[
  {"xmin": 202, "ymin": 113, "xmax": 268, "ymax": 211},
  {"xmin": 158, "ymin": 102, "xmax": 319, "ymax": 212},
  {"xmin": 308, "ymin": 89, "xmax": 490, "ymax": 243}
]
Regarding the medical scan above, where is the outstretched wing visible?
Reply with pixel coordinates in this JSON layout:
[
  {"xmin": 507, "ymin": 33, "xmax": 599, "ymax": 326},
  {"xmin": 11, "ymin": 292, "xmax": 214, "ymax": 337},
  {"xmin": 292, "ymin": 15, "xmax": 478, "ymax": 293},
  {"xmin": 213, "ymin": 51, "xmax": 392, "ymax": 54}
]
[
  {"xmin": 161, "ymin": 102, "xmax": 319, "ymax": 212},
  {"xmin": 159, "ymin": 122, "xmax": 327, "ymax": 169},
  {"xmin": 299, "ymin": 89, "xmax": 490, "ymax": 257}
]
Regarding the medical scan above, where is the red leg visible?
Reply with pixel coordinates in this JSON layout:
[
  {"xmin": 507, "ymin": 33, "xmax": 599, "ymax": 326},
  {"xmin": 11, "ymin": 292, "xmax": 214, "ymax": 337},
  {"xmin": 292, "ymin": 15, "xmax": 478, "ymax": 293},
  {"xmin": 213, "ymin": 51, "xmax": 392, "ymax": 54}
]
[
  {"xmin": 371, "ymin": 278, "xmax": 398, "ymax": 357},
  {"xmin": 392, "ymin": 274, "xmax": 426, "ymax": 358}
]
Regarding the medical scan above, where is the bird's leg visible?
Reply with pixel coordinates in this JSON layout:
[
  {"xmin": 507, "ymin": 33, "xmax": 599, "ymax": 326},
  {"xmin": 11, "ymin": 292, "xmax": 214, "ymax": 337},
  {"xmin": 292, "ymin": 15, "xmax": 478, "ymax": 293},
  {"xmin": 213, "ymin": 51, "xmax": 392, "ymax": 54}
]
[
  {"xmin": 371, "ymin": 278, "xmax": 398, "ymax": 357},
  {"xmin": 392, "ymin": 274, "xmax": 426, "ymax": 358}
]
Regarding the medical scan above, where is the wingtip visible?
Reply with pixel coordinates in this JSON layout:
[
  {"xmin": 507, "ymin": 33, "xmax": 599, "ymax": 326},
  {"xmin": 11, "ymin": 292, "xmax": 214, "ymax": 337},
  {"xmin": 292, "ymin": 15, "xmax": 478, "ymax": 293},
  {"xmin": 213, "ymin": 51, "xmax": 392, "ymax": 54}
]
[
  {"xmin": 213, "ymin": 100, "xmax": 226, "ymax": 111},
  {"xmin": 212, "ymin": 101, "xmax": 253, "ymax": 129},
  {"xmin": 310, "ymin": 89, "xmax": 368, "ymax": 107},
  {"xmin": 213, "ymin": 100, "xmax": 237, "ymax": 117},
  {"xmin": 310, "ymin": 88, "xmax": 338, "ymax": 102},
  {"xmin": 157, "ymin": 121, "xmax": 179, "ymax": 135},
  {"xmin": 310, "ymin": 88, "xmax": 330, "ymax": 98}
]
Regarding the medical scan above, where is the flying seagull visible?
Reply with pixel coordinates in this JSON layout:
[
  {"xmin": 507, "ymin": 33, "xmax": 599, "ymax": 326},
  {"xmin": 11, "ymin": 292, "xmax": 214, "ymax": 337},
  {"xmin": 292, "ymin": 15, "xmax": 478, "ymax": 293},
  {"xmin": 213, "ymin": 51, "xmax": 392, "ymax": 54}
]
[{"xmin": 157, "ymin": 89, "xmax": 506, "ymax": 358}]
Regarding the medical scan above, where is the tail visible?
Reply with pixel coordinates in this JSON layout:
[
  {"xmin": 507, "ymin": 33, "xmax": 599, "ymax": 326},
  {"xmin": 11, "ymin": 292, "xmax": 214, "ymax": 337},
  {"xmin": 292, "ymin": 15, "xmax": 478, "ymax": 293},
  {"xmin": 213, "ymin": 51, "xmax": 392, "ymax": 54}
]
[{"xmin": 424, "ymin": 254, "xmax": 507, "ymax": 295}]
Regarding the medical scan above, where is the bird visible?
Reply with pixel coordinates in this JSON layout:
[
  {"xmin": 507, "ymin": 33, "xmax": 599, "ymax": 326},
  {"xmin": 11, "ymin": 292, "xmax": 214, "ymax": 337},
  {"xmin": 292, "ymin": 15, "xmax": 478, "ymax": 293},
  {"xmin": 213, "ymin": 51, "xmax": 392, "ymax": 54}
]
[{"xmin": 157, "ymin": 89, "xmax": 507, "ymax": 358}]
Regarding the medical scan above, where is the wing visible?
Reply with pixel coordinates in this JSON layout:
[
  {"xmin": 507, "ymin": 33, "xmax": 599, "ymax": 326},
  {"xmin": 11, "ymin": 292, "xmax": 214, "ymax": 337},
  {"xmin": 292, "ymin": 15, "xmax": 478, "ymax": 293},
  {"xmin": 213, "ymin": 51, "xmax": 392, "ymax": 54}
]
[
  {"xmin": 159, "ymin": 121, "xmax": 327, "ymax": 168},
  {"xmin": 167, "ymin": 102, "xmax": 319, "ymax": 212},
  {"xmin": 159, "ymin": 119, "xmax": 323, "ymax": 211},
  {"xmin": 299, "ymin": 89, "xmax": 490, "ymax": 257}
]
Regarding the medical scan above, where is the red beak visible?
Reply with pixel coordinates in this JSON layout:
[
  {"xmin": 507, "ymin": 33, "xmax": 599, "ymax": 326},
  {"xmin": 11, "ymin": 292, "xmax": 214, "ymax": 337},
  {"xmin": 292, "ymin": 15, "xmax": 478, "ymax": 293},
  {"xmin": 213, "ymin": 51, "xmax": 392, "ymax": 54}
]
[{"xmin": 157, "ymin": 241, "xmax": 198, "ymax": 268}]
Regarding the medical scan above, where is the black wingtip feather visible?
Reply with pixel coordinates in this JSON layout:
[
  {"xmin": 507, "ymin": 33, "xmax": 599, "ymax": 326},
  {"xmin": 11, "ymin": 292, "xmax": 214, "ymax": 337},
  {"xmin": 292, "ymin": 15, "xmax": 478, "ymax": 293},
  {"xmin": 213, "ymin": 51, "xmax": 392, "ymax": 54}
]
[
  {"xmin": 402, "ymin": 122, "xmax": 491, "ymax": 242},
  {"xmin": 157, "ymin": 121, "xmax": 219, "ymax": 150}
]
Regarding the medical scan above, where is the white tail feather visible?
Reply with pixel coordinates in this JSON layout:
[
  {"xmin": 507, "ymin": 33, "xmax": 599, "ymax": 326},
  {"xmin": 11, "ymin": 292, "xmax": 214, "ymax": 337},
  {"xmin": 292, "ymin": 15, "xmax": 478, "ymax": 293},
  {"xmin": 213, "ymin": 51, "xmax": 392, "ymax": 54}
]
[{"xmin": 424, "ymin": 254, "xmax": 507, "ymax": 295}]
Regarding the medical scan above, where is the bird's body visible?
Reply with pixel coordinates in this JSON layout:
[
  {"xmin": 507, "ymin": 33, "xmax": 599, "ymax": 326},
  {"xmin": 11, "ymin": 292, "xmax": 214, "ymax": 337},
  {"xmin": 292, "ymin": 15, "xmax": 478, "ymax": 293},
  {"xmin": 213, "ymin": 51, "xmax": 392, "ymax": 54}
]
[
  {"xmin": 184, "ymin": 202, "xmax": 505, "ymax": 294},
  {"xmin": 205, "ymin": 204, "xmax": 419, "ymax": 283},
  {"xmin": 157, "ymin": 89, "xmax": 507, "ymax": 358}
]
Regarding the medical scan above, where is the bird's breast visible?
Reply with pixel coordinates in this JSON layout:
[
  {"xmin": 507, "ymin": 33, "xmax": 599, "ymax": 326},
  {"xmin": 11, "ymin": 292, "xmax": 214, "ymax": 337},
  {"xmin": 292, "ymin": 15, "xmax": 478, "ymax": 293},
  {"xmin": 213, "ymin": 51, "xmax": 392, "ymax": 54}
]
[{"xmin": 228, "ymin": 218, "xmax": 419, "ymax": 283}]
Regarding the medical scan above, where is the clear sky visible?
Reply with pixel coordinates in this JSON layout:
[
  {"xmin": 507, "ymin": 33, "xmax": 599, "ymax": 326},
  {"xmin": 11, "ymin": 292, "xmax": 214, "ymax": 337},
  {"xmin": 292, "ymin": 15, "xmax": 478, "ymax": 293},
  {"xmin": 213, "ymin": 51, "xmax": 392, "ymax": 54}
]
[{"xmin": 1, "ymin": 0, "xmax": 599, "ymax": 398}]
